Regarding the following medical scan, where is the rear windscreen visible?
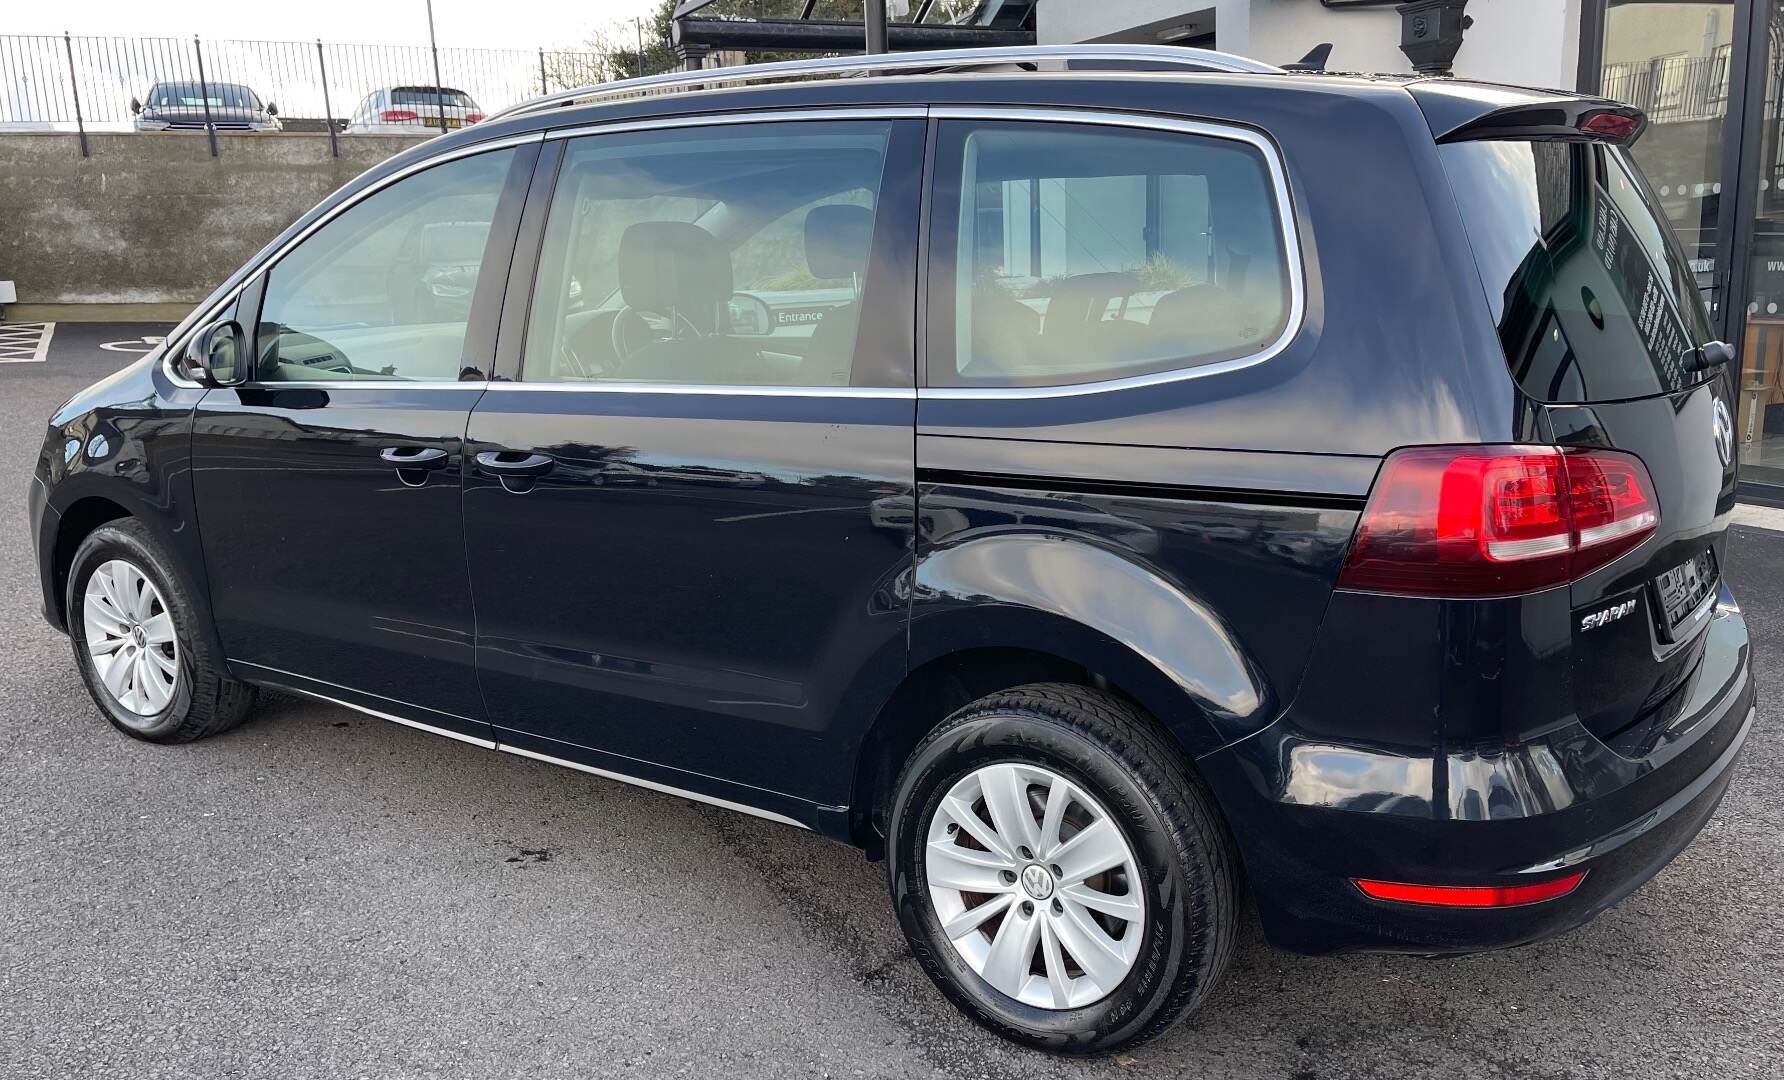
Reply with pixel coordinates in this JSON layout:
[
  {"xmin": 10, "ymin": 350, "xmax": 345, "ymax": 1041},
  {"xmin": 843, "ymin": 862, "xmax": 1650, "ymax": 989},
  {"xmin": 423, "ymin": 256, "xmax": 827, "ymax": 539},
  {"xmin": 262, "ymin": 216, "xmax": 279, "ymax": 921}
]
[
  {"xmin": 1440, "ymin": 139, "xmax": 1713, "ymax": 403},
  {"xmin": 392, "ymin": 88, "xmax": 474, "ymax": 109}
]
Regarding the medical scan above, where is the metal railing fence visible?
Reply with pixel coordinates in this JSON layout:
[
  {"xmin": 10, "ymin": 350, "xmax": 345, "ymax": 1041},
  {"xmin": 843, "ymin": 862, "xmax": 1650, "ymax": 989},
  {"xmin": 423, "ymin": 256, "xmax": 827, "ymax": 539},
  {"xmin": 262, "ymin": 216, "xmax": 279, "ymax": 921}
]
[
  {"xmin": 1601, "ymin": 52, "xmax": 1732, "ymax": 125},
  {"xmin": 0, "ymin": 33, "xmax": 615, "ymax": 155}
]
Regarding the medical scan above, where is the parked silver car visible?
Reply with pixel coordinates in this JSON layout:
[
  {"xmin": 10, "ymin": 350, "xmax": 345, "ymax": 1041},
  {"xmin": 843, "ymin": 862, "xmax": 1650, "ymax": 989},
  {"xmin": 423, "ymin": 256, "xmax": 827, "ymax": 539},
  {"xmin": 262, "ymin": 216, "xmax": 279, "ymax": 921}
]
[{"xmin": 346, "ymin": 85, "xmax": 482, "ymax": 134}]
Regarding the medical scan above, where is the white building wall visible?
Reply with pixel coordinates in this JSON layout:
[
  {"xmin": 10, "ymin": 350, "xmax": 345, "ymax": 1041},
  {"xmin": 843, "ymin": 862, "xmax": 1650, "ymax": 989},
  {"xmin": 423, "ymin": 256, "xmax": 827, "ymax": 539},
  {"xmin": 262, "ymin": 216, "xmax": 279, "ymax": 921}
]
[{"xmin": 1039, "ymin": 0, "xmax": 1583, "ymax": 91}]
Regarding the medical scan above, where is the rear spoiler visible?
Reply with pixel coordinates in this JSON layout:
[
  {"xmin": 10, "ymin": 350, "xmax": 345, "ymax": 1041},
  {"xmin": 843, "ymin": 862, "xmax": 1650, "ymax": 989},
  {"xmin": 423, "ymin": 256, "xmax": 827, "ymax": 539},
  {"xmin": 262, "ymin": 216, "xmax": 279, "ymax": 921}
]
[{"xmin": 1407, "ymin": 80, "xmax": 1647, "ymax": 145}]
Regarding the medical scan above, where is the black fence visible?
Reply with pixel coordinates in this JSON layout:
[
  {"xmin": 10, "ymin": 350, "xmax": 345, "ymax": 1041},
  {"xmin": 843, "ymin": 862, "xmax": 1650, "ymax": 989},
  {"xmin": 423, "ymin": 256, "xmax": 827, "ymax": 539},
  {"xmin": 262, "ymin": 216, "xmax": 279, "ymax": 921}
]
[
  {"xmin": 0, "ymin": 33, "xmax": 613, "ymax": 154},
  {"xmin": 1601, "ymin": 52, "xmax": 1732, "ymax": 125}
]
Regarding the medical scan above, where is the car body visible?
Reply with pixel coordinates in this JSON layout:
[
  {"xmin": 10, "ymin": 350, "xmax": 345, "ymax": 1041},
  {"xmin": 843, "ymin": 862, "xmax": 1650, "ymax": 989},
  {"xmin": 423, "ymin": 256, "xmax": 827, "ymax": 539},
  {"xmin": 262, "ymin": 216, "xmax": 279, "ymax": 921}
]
[
  {"xmin": 31, "ymin": 45, "xmax": 1753, "ymax": 1052},
  {"xmin": 346, "ymin": 85, "xmax": 483, "ymax": 134},
  {"xmin": 131, "ymin": 81, "xmax": 280, "ymax": 132}
]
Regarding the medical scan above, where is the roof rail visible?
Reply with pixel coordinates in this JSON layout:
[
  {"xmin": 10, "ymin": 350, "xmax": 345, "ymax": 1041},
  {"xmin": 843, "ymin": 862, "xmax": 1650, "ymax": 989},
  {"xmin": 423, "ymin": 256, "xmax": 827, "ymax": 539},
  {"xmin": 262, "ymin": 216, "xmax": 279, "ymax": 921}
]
[{"xmin": 487, "ymin": 44, "xmax": 1282, "ymax": 124}]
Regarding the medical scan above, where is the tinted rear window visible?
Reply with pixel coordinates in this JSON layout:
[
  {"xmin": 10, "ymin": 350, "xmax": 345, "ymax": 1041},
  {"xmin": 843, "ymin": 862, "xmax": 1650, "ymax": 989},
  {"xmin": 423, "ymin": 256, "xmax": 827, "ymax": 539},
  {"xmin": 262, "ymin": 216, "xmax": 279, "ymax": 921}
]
[
  {"xmin": 392, "ymin": 88, "xmax": 475, "ymax": 108},
  {"xmin": 1441, "ymin": 139, "xmax": 1713, "ymax": 403}
]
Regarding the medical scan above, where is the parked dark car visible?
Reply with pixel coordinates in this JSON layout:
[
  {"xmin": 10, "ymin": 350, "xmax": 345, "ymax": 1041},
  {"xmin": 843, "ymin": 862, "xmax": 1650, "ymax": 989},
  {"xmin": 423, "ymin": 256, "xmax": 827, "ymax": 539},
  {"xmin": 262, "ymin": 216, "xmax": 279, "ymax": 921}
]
[
  {"xmin": 29, "ymin": 45, "xmax": 1754, "ymax": 1053},
  {"xmin": 131, "ymin": 80, "xmax": 280, "ymax": 131}
]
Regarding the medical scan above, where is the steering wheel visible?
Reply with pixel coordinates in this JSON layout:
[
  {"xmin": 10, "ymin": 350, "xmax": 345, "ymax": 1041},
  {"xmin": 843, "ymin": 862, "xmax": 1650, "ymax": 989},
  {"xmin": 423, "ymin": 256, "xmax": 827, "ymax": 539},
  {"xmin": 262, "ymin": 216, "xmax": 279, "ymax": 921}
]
[{"xmin": 610, "ymin": 305, "xmax": 708, "ymax": 374}]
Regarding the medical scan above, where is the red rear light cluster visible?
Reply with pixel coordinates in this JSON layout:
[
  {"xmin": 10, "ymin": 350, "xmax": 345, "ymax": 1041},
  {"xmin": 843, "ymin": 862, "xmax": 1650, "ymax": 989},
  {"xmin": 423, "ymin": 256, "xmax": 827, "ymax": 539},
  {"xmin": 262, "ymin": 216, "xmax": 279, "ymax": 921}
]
[
  {"xmin": 1580, "ymin": 110, "xmax": 1642, "ymax": 140},
  {"xmin": 379, "ymin": 109, "xmax": 419, "ymax": 122},
  {"xmin": 1339, "ymin": 445, "xmax": 1658, "ymax": 597},
  {"xmin": 1355, "ymin": 872, "xmax": 1586, "ymax": 908},
  {"xmin": 465, "ymin": 112, "xmax": 483, "ymax": 123}
]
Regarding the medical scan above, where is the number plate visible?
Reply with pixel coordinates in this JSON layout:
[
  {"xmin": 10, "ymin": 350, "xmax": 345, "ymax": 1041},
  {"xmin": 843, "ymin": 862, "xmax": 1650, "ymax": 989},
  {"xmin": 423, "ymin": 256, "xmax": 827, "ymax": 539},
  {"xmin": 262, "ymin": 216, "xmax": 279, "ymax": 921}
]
[{"xmin": 1653, "ymin": 549, "xmax": 1717, "ymax": 640}]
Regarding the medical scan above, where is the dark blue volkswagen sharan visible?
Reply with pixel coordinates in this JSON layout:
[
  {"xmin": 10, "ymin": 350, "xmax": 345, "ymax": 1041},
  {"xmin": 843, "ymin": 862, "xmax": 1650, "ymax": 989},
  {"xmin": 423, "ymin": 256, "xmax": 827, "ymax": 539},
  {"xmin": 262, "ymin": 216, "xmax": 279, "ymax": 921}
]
[{"xmin": 27, "ymin": 45, "xmax": 1755, "ymax": 1053}]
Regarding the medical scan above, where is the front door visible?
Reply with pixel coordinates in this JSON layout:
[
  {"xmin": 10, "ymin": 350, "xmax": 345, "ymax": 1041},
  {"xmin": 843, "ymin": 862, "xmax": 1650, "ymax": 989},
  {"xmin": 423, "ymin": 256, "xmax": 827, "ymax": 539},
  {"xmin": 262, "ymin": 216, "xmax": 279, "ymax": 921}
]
[
  {"xmin": 190, "ymin": 143, "xmax": 534, "ymax": 740},
  {"xmin": 465, "ymin": 116, "xmax": 923, "ymax": 819}
]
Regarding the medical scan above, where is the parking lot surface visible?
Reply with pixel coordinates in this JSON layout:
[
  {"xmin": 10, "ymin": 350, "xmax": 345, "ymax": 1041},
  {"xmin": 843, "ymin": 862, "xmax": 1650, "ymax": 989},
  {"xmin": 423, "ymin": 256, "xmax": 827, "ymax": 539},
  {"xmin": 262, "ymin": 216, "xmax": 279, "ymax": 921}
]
[{"xmin": 2, "ymin": 327, "xmax": 1780, "ymax": 1079}]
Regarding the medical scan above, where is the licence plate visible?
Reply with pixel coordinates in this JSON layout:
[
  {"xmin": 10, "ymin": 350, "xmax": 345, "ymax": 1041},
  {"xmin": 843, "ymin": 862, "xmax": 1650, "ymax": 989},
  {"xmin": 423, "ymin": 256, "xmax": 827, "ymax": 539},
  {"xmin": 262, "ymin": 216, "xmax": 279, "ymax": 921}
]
[{"xmin": 1653, "ymin": 549, "xmax": 1717, "ymax": 640}]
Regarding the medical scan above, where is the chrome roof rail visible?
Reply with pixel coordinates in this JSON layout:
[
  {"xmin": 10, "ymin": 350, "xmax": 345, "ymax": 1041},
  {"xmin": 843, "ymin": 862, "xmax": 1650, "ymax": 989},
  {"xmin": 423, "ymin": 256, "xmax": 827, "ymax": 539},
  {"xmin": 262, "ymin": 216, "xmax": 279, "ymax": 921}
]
[{"xmin": 487, "ymin": 44, "xmax": 1282, "ymax": 124}]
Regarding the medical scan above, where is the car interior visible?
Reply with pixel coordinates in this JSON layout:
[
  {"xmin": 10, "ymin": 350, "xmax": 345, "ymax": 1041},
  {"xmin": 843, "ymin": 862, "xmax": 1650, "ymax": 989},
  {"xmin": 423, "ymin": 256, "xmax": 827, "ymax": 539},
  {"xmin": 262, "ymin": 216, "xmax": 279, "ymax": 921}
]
[{"xmin": 522, "ymin": 128, "xmax": 888, "ymax": 387}]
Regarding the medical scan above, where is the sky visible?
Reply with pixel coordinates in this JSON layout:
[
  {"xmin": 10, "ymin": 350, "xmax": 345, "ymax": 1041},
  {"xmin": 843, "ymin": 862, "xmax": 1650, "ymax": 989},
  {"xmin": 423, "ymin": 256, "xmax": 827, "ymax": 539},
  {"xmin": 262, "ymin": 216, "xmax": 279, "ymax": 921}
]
[{"xmin": 8, "ymin": 0, "xmax": 664, "ymax": 52}]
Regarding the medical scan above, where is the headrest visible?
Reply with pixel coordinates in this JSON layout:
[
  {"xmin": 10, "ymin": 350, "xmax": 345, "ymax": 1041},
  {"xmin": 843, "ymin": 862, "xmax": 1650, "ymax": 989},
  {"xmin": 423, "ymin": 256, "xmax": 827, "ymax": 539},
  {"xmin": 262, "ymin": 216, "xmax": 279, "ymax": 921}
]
[
  {"xmin": 804, "ymin": 203, "xmax": 875, "ymax": 281},
  {"xmin": 619, "ymin": 221, "xmax": 733, "ymax": 331},
  {"xmin": 1040, "ymin": 272, "xmax": 1140, "ymax": 334}
]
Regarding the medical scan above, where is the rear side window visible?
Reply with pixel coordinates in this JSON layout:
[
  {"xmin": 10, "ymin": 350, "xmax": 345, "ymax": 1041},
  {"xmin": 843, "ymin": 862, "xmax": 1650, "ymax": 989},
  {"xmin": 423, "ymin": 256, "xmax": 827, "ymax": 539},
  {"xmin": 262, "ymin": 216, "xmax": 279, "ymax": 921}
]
[
  {"xmin": 926, "ymin": 119, "xmax": 1295, "ymax": 389},
  {"xmin": 1440, "ymin": 139, "xmax": 1713, "ymax": 403}
]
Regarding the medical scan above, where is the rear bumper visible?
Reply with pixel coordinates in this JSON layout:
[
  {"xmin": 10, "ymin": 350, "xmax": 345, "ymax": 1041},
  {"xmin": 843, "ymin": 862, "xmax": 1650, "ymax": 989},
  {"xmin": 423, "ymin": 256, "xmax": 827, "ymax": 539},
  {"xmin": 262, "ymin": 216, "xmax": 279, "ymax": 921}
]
[{"xmin": 1204, "ymin": 588, "xmax": 1754, "ymax": 955}]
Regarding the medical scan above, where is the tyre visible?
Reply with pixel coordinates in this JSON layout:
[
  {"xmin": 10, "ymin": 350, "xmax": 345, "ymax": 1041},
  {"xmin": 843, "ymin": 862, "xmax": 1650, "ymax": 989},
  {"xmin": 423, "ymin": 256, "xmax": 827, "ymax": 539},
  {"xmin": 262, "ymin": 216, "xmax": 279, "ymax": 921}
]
[
  {"xmin": 66, "ymin": 518, "xmax": 255, "ymax": 744},
  {"xmin": 888, "ymin": 683, "xmax": 1237, "ymax": 1054}
]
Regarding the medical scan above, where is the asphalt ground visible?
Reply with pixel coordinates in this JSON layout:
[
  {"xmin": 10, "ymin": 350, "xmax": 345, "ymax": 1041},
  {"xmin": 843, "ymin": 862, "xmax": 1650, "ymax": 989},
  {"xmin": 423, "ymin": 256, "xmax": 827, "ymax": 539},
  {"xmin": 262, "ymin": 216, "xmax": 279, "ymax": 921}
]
[{"xmin": 2, "ymin": 324, "xmax": 1780, "ymax": 1079}]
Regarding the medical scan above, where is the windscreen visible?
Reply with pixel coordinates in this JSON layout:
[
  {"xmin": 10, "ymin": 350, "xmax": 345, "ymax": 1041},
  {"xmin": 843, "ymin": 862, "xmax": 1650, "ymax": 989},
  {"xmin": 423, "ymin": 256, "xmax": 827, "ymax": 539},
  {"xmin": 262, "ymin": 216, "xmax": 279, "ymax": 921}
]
[{"xmin": 1441, "ymin": 139, "xmax": 1713, "ymax": 403}]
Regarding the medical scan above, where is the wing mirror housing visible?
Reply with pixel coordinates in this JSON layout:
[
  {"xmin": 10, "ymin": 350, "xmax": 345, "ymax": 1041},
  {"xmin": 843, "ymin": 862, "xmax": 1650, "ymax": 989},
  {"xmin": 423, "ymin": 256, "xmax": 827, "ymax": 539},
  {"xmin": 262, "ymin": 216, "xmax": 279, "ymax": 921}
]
[
  {"xmin": 183, "ymin": 319, "xmax": 249, "ymax": 387},
  {"xmin": 265, "ymin": 101, "xmax": 278, "ymax": 117},
  {"xmin": 129, "ymin": 97, "xmax": 142, "ymax": 115}
]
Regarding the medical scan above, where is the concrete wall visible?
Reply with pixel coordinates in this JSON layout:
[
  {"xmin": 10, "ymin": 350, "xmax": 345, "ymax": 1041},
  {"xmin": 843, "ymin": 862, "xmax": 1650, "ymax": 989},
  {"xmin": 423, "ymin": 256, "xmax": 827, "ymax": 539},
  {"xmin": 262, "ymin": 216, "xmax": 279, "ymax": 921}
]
[
  {"xmin": 0, "ymin": 131, "xmax": 431, "ymax": 306},
  {"xmin": 1040, "ymin": 0, "xmax": 1583, "ymax": 91}
]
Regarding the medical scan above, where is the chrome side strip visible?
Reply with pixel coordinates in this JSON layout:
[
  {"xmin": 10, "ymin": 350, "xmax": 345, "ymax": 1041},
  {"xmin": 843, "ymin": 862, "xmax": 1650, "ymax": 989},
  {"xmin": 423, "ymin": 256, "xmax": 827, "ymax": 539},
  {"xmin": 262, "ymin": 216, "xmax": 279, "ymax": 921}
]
[
  {"xmin": 497, "ymin": 744, "xmax": 810, "ymax": 830},
  {"xmin": 159, "ymin": 130, "xmax": 548, "ymax": 390},
  {"xmin": 277, "ymin": 685, "xmax": 498, "ymax": 750},
  {"xmin": 262, "ymin": 671, "xmax": 810, "ymax": 830}
]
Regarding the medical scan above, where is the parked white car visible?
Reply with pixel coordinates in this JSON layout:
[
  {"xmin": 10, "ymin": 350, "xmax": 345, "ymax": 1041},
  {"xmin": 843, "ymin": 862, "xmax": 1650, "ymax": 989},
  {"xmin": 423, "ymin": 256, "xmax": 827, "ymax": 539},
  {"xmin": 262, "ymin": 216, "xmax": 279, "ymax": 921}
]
[{"xmin": 345, "ymin": 85, "xmax": 483, "ymax": 134}]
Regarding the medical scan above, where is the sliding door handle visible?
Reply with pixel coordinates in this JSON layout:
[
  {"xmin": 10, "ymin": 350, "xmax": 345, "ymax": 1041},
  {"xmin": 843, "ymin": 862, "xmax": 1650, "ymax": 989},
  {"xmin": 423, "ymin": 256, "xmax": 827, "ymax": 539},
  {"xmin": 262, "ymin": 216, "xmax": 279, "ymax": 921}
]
[{"xmin": 475, "ymin": 451, "xmax": 556, "ymax": 477}]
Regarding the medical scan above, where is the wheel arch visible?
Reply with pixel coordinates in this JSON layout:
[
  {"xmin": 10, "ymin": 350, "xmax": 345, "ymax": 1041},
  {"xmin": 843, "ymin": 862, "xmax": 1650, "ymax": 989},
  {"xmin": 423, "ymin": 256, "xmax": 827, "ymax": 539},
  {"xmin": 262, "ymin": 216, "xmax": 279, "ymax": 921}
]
[
  {"xmin": 47, "ymin": 495, "xmax": 134, "ymax": 630},
  {"xmin": 846, "ymin": 535, "xmax": 1279, "ymax": 855}
]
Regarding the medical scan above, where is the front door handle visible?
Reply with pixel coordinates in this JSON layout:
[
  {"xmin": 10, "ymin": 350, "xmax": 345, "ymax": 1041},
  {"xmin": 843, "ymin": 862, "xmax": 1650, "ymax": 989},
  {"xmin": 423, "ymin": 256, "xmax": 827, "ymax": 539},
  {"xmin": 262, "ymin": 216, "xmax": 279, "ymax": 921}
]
[
  {"xmin": 475, "ymin": 450, "xmax": 555, "ymax": 493},
  {"xmin": 381, "ymin": 445, "xmax": 449, "ymax": 487}
]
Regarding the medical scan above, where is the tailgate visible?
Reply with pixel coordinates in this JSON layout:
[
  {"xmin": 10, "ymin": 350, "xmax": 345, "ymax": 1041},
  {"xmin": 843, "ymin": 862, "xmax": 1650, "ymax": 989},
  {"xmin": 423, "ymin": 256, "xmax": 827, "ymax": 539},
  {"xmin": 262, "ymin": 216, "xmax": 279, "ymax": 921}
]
[{"xmin": 1439, "ymin": 134, "xmax": 1736, "ymax": 751}]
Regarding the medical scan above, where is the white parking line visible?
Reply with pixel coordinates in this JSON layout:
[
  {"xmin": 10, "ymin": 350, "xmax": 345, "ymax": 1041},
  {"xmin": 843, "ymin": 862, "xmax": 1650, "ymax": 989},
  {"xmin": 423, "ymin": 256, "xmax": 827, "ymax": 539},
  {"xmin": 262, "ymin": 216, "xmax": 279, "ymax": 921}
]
[{"xmin": 0, "ymin": 321, "xmax": 54, "ymax": 363}]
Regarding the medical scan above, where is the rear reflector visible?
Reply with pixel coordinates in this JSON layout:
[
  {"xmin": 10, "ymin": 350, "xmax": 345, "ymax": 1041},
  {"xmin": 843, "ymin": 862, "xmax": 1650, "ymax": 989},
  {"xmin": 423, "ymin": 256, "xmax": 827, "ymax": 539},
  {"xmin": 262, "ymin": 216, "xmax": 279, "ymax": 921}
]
[
  {"xmin": 1338, "ymin": 445, "xmax": 1658, "ymax": 597},
  {"xmin": 379, "ymin": 109, "xmax": 419, "ymax": 122},
  {"xmin": 1355, "ymin": 872, "xmax": 1586, "ymax": 908}
]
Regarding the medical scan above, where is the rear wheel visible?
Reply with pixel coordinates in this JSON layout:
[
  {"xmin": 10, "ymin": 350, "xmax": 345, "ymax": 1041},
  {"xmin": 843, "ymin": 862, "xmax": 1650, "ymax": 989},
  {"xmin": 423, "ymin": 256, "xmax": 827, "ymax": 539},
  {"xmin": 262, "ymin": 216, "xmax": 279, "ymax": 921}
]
[
  {"xmin": 67, "ymin": 519, "xmax": 255, "ymax": 743},
  {"xmin": 888, "ymin": 683, "xmax": 1237, "ymax": 1054}
]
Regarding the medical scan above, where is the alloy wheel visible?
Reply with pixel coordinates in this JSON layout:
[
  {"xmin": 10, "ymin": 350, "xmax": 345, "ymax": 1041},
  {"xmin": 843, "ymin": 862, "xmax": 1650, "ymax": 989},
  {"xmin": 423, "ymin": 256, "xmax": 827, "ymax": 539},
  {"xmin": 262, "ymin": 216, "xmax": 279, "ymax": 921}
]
[{"xmin": 83, "ymin": 558, "xmax": 180, "ymax": 715}]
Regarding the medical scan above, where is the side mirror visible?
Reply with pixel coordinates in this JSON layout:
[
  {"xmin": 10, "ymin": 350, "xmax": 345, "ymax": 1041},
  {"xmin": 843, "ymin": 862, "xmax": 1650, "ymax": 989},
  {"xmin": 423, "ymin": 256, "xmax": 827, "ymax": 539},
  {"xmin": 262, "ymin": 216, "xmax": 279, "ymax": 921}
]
[
  {"xmin": 265, "ymin": 101, "xmax": 278, "ymax": 117},
  {"xmin": 184, "ymin": 319, "xmax": 248, "ymax": 387},
  {"xmin": 129, "ymin": 97, "xmax": 142, "ymax": 114},
  {"xmin": 725, "ymin": 293, "xmax": 774, "ymax": 337}
]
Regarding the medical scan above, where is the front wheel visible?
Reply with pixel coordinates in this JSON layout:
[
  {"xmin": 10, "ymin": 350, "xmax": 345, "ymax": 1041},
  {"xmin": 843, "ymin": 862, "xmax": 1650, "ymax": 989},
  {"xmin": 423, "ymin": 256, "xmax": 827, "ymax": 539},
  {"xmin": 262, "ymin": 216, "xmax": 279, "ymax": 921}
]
[
  {"xmin": 888, "ymin": 684, "xmax": 1238, "ymax": 1054},
  {"xmin": 67, "ymin": 518, "xmax": 255, "ymax": 743}
]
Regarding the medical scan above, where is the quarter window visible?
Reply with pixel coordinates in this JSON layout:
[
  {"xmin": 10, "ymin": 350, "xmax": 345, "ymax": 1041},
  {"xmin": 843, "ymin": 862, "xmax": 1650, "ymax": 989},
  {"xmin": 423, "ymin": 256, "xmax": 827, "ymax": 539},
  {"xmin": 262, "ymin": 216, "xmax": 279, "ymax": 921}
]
[
  {"xmin": 520, "ymin": 120, "xmax": 894, "ymax": 387},
  {"xmin": 928, "ymin": 120, "xmax": 1294, "ymax": 389},
  {"xmin": 253, "ymin": 148, "xmax": 519, "ymax": 383}
]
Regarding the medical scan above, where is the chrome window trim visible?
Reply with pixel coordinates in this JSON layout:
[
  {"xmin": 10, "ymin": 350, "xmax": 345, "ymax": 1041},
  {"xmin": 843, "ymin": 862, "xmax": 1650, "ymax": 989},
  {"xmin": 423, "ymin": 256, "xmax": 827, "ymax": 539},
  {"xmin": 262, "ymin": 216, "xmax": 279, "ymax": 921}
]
[
  {"xmin": 231, "ymin": 380, "xmax": 489, "ymax": 391},
  {"xmin": 917, "ymin": 105, "xmax": 1307, "ymax": 401},
  {"xmin": 159, "ymin": 130, "xmax": 547, "ymax": 390},
  {"xmin": 482, "ymin": 382, "xmax": 913, "ymax": 399},
  {"xmin": 497, "ymin": 744, "xmax": 809, "ymax": 830}
]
